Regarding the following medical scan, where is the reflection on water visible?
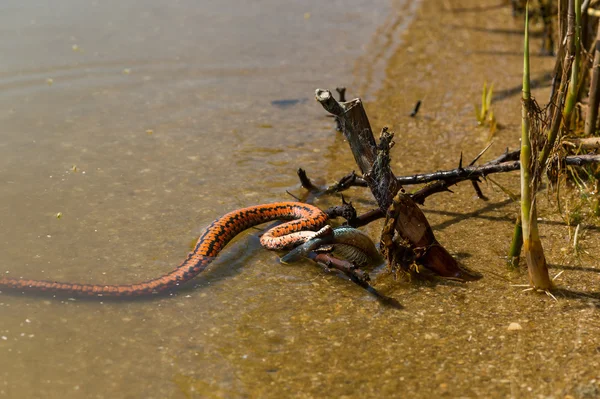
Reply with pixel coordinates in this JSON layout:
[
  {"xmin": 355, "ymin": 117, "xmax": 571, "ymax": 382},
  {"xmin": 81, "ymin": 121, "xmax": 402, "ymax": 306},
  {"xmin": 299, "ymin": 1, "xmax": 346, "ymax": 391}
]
[{"xmin": 0, "ymin": 0, "xmax": 417, "ymax": 398}]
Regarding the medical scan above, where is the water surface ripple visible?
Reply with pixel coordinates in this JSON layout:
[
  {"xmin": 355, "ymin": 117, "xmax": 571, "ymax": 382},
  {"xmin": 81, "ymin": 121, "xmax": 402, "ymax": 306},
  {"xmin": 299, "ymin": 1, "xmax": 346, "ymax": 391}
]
[{"xmin": 0, "ymin": 1, "xmax": 416, "ymax": 397}]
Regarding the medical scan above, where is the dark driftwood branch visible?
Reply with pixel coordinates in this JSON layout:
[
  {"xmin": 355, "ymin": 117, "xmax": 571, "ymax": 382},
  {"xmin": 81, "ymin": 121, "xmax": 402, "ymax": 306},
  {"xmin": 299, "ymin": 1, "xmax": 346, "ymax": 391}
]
[
  {"xmin": 349, "ymin": 208, "xmax": 386, "ymax": 228},
  {"xmin": 313, "ymin": 88, "xmax": 600, "ymax": 280},
  {"xmin": 488, "ymin": 148, "xmax": 521, "ymax": 163},
  {"xmin": 398, "ymin": 161, "xmax": 521, "ymax": 185},
  {"xmin": 302, "ymin": 153, "xmax": 600, "ymax": 228},
  {"xmin": 316, "ymin": 89, "xmax": 400, "ymax": 210},
  {"xmin": 328, "ymin": 171, "xmax": 368, "ymax": 191},
  {"xmin": 316, "ymin": 88, "xmax": 468, "ymax": 280},
  {"xmin": 323, "ymin": 196, "xmax": 366, "ymax": 227},
  {"xmin": 331, "ymin": 87, "xmax": 347, "ymax": 131},
  {"xmin": 374, "ymin": 154, "xmax": 600, "ymax": 205},
  {"xmin": 300, "ymin": 150, "xmax": 600, "ymax": 203},
  {"xmin": 301, "ymin": 148, "xmax": 522, "ymax": 194}
]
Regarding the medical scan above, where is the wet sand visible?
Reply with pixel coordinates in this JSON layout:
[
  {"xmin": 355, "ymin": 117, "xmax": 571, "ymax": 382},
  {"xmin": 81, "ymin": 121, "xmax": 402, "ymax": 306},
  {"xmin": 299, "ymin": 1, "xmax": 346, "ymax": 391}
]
[
  {"xmin": 1, "ymin": 0, "xmax": 599, "ymax": 398},
  {"xmin": 364, "ymin": 0, "xmax": 600, "ymax": 397}
]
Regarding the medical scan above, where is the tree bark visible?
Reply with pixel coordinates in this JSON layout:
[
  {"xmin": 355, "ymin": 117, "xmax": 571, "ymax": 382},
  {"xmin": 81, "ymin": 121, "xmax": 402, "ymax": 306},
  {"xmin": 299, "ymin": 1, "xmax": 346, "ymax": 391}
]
[{"xmin": 315, "ymin": 89, "xmax": 476, "ymax": 280}]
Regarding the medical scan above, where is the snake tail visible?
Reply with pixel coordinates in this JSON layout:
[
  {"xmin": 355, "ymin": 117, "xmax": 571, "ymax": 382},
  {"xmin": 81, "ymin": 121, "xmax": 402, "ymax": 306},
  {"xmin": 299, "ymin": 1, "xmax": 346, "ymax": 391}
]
[{"xmin": 0, "ymin": 202, "xmax": 327, "ymax": 297}]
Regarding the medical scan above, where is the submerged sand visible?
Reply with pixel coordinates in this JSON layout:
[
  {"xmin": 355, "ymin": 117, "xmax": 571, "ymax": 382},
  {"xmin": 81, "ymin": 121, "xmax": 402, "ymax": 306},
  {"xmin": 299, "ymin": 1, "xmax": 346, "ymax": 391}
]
[{"xmin": 360, "ymin": 0, "xmax": 600, "ymax": 397}]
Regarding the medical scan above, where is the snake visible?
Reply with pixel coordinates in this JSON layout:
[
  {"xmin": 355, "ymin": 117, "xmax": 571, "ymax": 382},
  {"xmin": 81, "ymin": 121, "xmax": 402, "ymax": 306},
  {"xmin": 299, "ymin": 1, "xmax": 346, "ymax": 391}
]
[
  {"xmin": 281, "ymin": 225, "xmax": 383, "ymax": 268},
  {"xmin": 0, "ymin": 202, "xmax": 330, "ymax": 297}
]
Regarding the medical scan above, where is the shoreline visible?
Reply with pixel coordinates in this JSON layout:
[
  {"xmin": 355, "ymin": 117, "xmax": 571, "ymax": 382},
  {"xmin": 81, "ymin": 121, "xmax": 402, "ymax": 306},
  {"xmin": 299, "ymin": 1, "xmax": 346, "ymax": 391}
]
[
  {"xmin": 352, "ymin": 0, "xmax": 423, "ymax": 101},
  {"xmin": 354, "ymin": 0, "xmax": 600, "ymax": 397}
]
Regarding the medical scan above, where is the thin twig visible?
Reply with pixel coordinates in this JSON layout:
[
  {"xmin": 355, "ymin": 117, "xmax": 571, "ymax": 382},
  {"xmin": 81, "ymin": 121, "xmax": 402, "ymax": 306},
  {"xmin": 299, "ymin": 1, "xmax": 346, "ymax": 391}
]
[{"xmin": 299, "ymin": 152, "xmax": 600, "ymax": 198}]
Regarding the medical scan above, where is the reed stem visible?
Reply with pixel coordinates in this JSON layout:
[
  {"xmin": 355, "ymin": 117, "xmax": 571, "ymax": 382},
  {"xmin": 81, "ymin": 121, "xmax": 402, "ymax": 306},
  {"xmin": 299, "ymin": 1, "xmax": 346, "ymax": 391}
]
[{"xmin": 520, "ymin": 3, "xmax": 552, "ymax": 290}]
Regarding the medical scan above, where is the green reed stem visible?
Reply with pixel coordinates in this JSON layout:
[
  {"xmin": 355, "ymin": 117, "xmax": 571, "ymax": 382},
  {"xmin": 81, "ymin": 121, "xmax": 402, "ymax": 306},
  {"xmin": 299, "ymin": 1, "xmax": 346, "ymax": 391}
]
[
  {"xmin": 520, "ymin": 3, "xmax": 552, "ymax": 290},
  {"xmin": 507, "ymin": 213, "xmax": 523, "ymax": 268}
]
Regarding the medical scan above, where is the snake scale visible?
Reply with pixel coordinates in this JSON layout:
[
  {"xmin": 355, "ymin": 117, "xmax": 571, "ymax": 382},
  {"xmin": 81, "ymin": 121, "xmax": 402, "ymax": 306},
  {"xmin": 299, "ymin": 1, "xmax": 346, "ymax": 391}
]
[
  {"xmin": 0, "ymin": 202, "xmax": 376, "ymax": 297},
  {"xmin": 0, "ymin": 202, "xmax": 329, "ymax": 297}
]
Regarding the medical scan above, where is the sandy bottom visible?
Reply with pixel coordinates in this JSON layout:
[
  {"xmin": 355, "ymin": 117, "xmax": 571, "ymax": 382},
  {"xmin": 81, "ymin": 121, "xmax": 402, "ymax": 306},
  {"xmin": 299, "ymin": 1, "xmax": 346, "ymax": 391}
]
[
  {"xmin": 361, "ymin": 0, "xmax": 600, "ymax": 397},
  {"xmin": 1, "ymin": 1, "xmax": 599, "ymax": 398}
]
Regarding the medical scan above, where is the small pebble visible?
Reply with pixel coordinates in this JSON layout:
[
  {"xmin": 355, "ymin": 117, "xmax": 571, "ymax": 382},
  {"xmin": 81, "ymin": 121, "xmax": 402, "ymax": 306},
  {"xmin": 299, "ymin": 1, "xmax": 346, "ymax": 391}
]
[{"xmin": 507, "ymin": 322, "xmax": 522, "ymax": 331}]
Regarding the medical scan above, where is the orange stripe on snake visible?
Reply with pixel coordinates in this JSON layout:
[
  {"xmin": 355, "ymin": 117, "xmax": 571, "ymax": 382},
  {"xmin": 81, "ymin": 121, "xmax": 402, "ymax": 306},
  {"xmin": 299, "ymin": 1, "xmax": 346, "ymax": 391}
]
[{"xmin": 0, "ymin": 202, "xmax": 328, "ymax": 297}]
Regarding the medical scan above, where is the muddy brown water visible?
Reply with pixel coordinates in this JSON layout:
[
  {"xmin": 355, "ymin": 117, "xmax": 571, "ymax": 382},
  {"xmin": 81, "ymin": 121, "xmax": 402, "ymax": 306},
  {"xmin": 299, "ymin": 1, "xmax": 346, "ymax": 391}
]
[{"xmin": 1, "ymin": 0, "xmax": 600, "ymax": 398}]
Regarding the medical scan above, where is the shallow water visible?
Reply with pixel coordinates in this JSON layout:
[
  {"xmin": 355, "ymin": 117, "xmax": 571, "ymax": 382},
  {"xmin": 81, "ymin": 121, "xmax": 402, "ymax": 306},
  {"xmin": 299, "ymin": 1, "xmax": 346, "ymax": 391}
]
[{"xmin": 0, "ymin": 0, "xmax": 420, "ymax": 398}]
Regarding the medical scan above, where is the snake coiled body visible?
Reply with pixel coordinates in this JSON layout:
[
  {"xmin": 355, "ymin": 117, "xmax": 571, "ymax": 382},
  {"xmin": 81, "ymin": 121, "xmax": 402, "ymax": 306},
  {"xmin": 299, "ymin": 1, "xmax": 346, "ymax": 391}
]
[
  {"xmin": 0, "ymin": 202, "xmax": 328, "ymax": 297},
  {"xmin": 281, "ymin": 226, "xmax": 382, "ymax": 267}
]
